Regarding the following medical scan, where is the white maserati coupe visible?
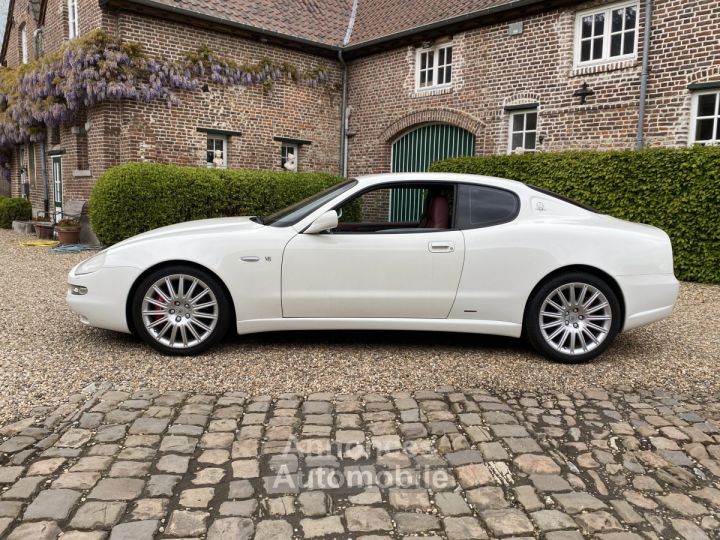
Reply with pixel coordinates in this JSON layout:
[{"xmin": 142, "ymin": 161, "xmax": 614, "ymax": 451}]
[{"xmin": 67, "ymin": 173, "xmax": 679, "ymax": 362}]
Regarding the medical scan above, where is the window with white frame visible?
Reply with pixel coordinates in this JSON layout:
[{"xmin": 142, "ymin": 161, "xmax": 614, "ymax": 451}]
[
  {"xmin": 281, "ymin": 143, "xmax": 298, "ymax": 171},
  {"xmin": 20, "ymin": 25, "xmax": 28, "ymax": 64},
  {"xmin": 206, "ymin": 134, "xmax": 227, "ymax": 168},
  {"xmin": 416, "ymin": 42, "xmax": 453, "ymax": 90},
  {"xmin": 508, "ymin": 109, "xmax": 538, "ymax": 154},
  {"xmin": 575, "ymin": 2, "xmax": 638, "ymax": 66},
  {"xmin": 68, "ymin": 0, "xmax": 79, "ymax": 39},
  {"xmin": 690, "ymin": 91, "xmax": 720, "ymax": 146}
]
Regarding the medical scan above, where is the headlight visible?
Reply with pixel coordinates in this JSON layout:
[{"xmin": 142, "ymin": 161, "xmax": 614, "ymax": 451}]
[{"xmin": 75, "ymin": 252, "xmax": 107, "ymax": 275}]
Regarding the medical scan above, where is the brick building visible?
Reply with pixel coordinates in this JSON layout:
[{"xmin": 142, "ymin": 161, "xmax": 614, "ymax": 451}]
[{"xmin": 1, "ymin": 0, "xmax": 718, "ymax": 217}]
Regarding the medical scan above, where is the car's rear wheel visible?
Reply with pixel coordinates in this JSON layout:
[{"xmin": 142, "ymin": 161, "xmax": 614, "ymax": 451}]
[
  {"xmin": 131, "ymin": 265, "xmax": 230, "ymax": 355},
  {"xmin": 525, "ymin": 272, "xmax": 621, "ymax": 363}
]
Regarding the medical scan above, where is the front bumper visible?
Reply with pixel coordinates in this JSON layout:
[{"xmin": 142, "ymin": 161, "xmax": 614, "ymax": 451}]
[
  {"xmin": 617, "ymin": 273, "xmax": 680, "ymax": 331},
  {"xmin": 67, "ymin": 266, "xmax": 142, "ymax": 334}
]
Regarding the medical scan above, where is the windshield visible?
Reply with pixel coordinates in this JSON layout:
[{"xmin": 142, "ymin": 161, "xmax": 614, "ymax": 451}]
[{"xmin": 260, "ymin": 180, "xmax": 358, "ymax": 227}]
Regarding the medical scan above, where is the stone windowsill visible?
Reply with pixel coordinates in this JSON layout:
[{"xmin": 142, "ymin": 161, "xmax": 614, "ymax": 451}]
[
  {"xmin": 73, "ymin": 170, "xmax": 92, "ymax": 177},
  {"xmin": 412, "ymin": 86, "xmax": 454, "ymax": 98},
  {"xmin": 570, "ymin": 59, "xmax": 640, "ymax": 77}
]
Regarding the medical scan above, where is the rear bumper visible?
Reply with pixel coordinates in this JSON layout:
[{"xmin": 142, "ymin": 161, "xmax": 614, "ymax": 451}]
[
  {"xmin": 617, "ymin": 273, "xmax": 680, "ymax": 331},
  {"xmin": 67, "ymin": 266, "xmax": 141, "ymax": 334}
]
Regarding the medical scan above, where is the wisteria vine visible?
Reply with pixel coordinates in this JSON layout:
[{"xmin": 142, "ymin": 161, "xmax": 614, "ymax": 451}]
[{"xmin": 0, "ymin": 30, "xmax": 330, "ymax": 148}]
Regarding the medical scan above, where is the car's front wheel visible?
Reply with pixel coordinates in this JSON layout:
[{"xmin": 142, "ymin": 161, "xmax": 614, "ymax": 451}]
[
  {"xmin": 525, "ymin": 272, "xmax": 622, "ymax": 363},
  {"xmin": 131, "ymin": 265, "xmax": 231, "ymax": 355}
]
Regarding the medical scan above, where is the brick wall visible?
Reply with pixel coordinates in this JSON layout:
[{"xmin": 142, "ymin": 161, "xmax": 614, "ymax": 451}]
[
  {"xmin": 346, "ymin": 0, "xmax": 720, "ymax": 176},
  {"xmin": 5, "ymin": 3, "xmax": 342, "ymax": 214},
  {"xmin": 106, "ymin": 13, "xmax": 342, "ymax": 176},
  {"xmin": 5, "ymin": 0, "xmax": 110, "ymax": 213}
]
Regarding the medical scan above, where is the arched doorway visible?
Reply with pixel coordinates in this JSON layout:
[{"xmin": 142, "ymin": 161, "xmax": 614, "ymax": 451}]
[
  {"xmin": 391, "ymin": 123, "xmax": 475, "ymax": 172},
  {"xmin": 390, "ymin": 123, "xmax": 475, "ymax": 220}
]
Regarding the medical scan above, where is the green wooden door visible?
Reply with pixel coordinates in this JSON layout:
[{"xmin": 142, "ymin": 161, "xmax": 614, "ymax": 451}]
[{"xmin": 390, "ymin": 123, "xmax": 475, "ymax": 221}]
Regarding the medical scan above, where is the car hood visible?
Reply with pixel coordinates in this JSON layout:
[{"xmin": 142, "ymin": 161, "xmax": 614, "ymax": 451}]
[{"xmin": 110, "ymin": 217, "xmax": 263, "ymax": 250}]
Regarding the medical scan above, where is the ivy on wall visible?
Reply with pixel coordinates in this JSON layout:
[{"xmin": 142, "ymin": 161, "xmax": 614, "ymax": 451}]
[{"xmin": 0, "ymin": 30, "xmax": 330, "ymax": 148}]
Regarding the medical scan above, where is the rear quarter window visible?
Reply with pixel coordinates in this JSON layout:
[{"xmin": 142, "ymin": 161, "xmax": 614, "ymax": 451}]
[{"xmin": 456, "ymin": 184, "xmax": 520, "ymax": 229}]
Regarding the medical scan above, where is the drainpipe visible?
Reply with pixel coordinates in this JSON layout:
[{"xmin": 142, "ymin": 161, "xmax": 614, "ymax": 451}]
[
  {"xmin": 338, "ymin": 50, "xmax": 348, "ymax": 178},
  {"xmin": 635, "ymin": 0, "xmax": 653, "ymax": 149},
  {"xmin": 338, "ymin": 0, "xmax": 358, "ymax": 178},
  {"xmin": 40, "ymin": 140, "xmax": 49, "ymax": 213}
]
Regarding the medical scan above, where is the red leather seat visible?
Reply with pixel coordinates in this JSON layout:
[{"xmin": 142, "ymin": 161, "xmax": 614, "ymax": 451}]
[{"xmin": 423, "ymin": 195, "xmax": 449, "ymax": 229}]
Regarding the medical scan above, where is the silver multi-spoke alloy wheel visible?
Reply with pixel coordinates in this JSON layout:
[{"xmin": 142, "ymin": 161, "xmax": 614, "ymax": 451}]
[
  {"xmin": 141, "ymin": 274, "xmax": 219, "ymax": 349},
  {"xmin": 538, "ymin": 282, "xmax": 612, "ymax": 356}
]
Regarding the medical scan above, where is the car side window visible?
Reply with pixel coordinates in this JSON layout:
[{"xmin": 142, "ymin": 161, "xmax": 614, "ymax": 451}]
[
  {"xmin": 455, "ymin": 184, "xmax": 519, "ymax": 229},
  {"xmin": 334, "ymin": 184, "xmax": 455, "ymax": 234}
]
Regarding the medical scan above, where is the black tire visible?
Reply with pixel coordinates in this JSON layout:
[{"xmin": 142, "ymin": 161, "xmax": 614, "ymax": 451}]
[
  {"xmin": 131, "ymin": 265, "xmax": 231, "ymax": 356},
  {"xmin": 525, "ymin": 272, "xmax": 622, "ymax": 363}
]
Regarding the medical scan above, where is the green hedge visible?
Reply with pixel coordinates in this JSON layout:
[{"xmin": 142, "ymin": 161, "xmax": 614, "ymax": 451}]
[
  {"xmin": 431, "ymin": 147, "xmax": 720, "ymax": 284},
  {"xmin": 89, "ymin": 163, "xmax": 345, "ymax": 245},
  {"xmin": 0, "ymin": 197, "xmax": 32, "ymax": 228}
]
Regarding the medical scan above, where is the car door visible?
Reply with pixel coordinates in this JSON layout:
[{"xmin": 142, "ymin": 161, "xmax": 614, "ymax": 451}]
[{"xmin": 281, "ymin": 183, "xmax": 465, "ymax": 319}]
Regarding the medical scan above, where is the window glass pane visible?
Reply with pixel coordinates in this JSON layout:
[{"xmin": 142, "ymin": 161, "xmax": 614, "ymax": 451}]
[
  {"xmin": 623, "ymin": 31, "xmax": 635, "ymax": 54},
  {"xmin": 612, "ymin": 9, "xmax": 623, "ymax": 32},
  {"xmin": 592, "ymin": 37, "xmax": 604, "ymax": 59},
  {"xmin": 697, "ymin": 94, "xmax": 717, "ymax": 117},
  {"xmin": 420, "ymin": 54, "xmax": 426, "ymax": 70},
  {"xmin": 716, "ymin": 120, "xmax": 720, "ymax": 141},
  {"xmin": 625, "ymin": 7, "xmax": 637, "ymax": 29},
  {"xmin": 438, "ymin": 48, "xmax": 445, "ymax": 65},
  {"xmin": 437, "ymin": 68, "xmax": 444, "ymax": 85},
  {"xmin": 581, "ymin": 16, "xmax": 593, "ymax": 38},
  {"xmin": 420, "ymin": 71, "xmax": 426, "ymax": 86},
  {"xmin": 696, "ymin": 119, "xmax": 714, "ymax": 141},
  {"xmin": 525, "ymin": 132, "xmax": 536, "ymax": 150},
  {"xmin": 445, "ymin": 66, "xmax": 452, "ymax": 84},
  {"xmin": 427, "ymin": 54, "xmax": 434, "ymax": 68},
  {"xmin": 594, "ymin": 13, "xmax": 605, "ymax": 36},
  {"xmin": 207, "ymin": 139, "xmax": 214, "ymax": 151},
  {"xmin": 457, "ymin": 184, "xmax": 519, "ymax": 229},
  {"xmin": 610, "ymin": 34, "xmax": 622, "ymax": 57},
  {"xmin": 526, "ymin": 112, "xmax": 537, "ymax": 131},
  {"xmin": 511, "ymin": 133, "xmax": 523, "ymax": 149},
  {"xmin": 581, "ymin": 40, "xmax": 591, "ymax": 62},
  {"xmin": 446, "ymin": 47, "xmax": 452, "ymax": 64},
  {"xmin": 512, "ymin": 114, "xmax": 524, "ymax": 131}
]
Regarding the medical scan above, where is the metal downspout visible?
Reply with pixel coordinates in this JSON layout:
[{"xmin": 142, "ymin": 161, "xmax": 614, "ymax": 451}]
[
  {"xmin": 636, "ymin": 0, "xmax": 653, "ymax": 149},
  {"xmin": 339, "ymin": 0, "xmax": 358, "ymax": 178},
  {"xmin": 339, "ymin": 50, "xmax": 348, "ymax": 178}
]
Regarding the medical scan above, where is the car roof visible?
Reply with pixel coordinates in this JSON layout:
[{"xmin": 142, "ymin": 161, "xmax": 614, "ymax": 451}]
[{"xmin": 353, "ymin": 172, "xmax": 529, "ymax": 193}]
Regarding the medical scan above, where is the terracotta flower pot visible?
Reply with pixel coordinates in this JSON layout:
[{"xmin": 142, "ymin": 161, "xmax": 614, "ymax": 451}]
[
  {"xmin": 33, "ymin": 221, "xmax": 55, "ymax": 240},
  {"xmin": 56, "ymin": 225, "xmax": 81, "ymax": 245}
]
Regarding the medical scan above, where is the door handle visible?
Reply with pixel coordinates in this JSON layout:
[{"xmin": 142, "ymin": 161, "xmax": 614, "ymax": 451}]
[{"xmin": 428, "ymin": 241, "xmax": 455, "ymax": 253}]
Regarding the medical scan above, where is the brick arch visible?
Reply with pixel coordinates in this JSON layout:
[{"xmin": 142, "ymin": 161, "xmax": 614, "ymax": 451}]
[
  {"xmin": 502, "ymin": 92, "xmax": 542, "ymax": 108},
  {"xmin": 688, "ymin": 66, "xmax": 720, "ymax": 85},
  {"xmin": 381, "ymin": 108, "xmax": 484, "ymax": 143}
]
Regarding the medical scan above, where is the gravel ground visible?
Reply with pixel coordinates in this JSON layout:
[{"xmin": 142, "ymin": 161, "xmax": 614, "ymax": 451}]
[{"xmin": 1, "ymin": 228, "xmax": 719, "ymax": 425}]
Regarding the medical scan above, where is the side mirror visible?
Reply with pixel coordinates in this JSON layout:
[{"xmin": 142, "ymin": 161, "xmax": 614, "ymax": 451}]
[{"xmin": 304, "ymin": 210, "xmax": 338, "ymax": 234}]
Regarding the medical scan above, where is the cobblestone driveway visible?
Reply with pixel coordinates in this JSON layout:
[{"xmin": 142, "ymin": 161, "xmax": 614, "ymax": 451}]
[{"xmin": 1, "ymin": 385, "xmax": 719, "ymax": 539}]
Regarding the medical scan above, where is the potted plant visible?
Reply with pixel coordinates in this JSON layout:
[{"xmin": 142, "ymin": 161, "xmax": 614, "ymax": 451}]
[
  {"xmin": 32, "ymin": 212, "xmax": 55, "ymax": 240},
  {"xmin": 56, "ymin": 216, "xmax": 81, "ymax": 245}
]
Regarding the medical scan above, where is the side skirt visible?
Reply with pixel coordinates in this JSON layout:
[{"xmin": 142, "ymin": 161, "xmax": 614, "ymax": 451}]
[{"xmin": 236, "ymin": 318, "xmax": 522, "ymax": 338}]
